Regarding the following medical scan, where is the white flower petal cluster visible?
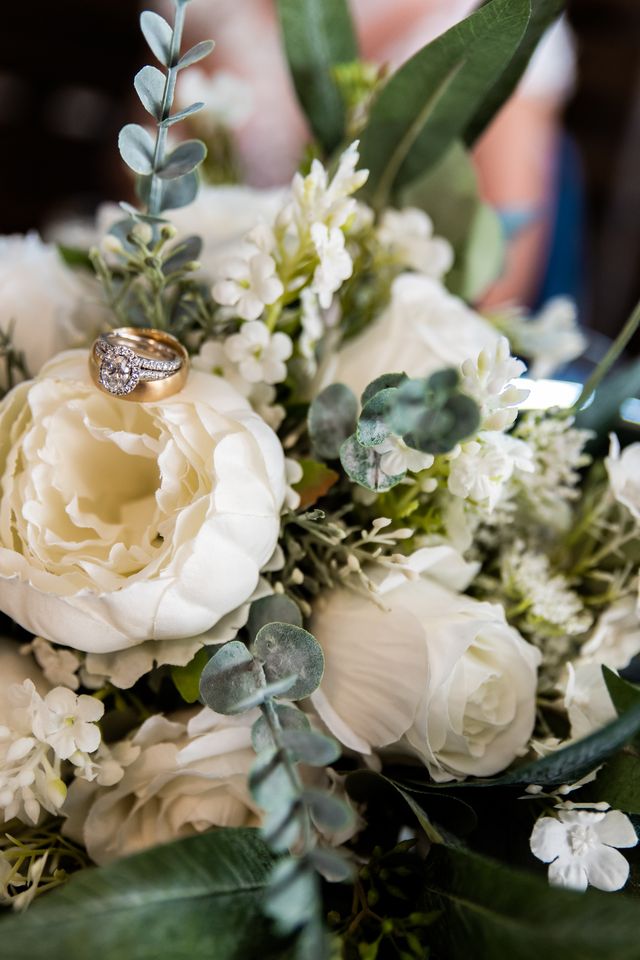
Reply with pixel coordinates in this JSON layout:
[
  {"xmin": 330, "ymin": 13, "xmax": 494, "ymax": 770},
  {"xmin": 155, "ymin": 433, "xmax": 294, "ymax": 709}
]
[
  {"xmin": 499, "ymin": 297, "xmax": 587, "ymax": 378},
  {"xmin": 286, "ymin": 141, "xmax": 369, "ymax": 232},
  {"xmin": 447, "ymin": 432, "xmax": 534, "ymax": 512},
  {"xmin": 330, "ymin": 273, "xmax": 501, "ymax": 398},
  {"xmin": 223, "ymin": 320, "xmax": 293, "ymax": 384},
  {"xmin": 309, "ymin": 547, "xmax": 539, "ymax": 781},
  {"xmin": 0, "ymin": 351, "xmax": 286, "ymax": 661},
  {"xmin": 606, "ymin": 435, "xmax": 640, "ymax": 522},
  {"xmin": 0, "ymin": 638, "xmax": 104, "ymax": 825},
  {"xmin": 192, "ymin": 340, "xmax": 285, "ymax": 430},
  {"xmin": 0, "ymin": 233, "xmax": 101, "ymax": 389},
  {"xmin": 561, "ymin": 661, "xmax": 616, "ymax": 740},
  {"xmin": 310, "ymin": 223, "xmax": 353, "ymax": 308},
  {"xmin": 580, "ymin": 594, "xmax": 640, "ymax": 671},
  {"xmin": 459, "ymin": 337, "xmax": 529, "ymax": 432},
  {"xmin": 377, "ymin": 207, "xmax": 453, "ymax": 280},
  {"xmin": 531, "ymin": 802, "xmax": 637, "ymax": 891},
  {"xmin": 375, "ymin": 435, "xmax": 435, "ymax": 479},
  {"xmin": 63, "ymin": 709, "xmax": 259, "ymax": 865},
  {"xmin": 213, "ymin": 251, "xmax": 284, "ymax": 321}
]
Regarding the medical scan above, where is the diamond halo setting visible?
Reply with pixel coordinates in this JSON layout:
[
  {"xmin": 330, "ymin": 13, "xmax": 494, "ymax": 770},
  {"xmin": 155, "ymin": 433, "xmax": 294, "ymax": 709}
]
[{"xmin": 98, "ymin": 344, "xmax": 141, "ymax": 397}]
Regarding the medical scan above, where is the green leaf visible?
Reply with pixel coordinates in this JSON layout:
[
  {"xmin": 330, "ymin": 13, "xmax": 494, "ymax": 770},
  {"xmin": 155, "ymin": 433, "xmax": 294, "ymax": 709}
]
[
  {"xmin": 140, "ymin": 11, "xmax": 172, "ymax": 67},
  {"xmin": 134, "ymin": 65, "xmax": 165, "ymax": 119},
  {"xmin": 465, "ymin": 0, "xmax": 566, "ymax": 144},
  {"xmin": 402, "ymin": 140, "xmax": 505, "ymax": 301},
  {"xmin": 424, "ymin": 844, "xmax": 640, "ymax": 960},
  {"xmin": 405, "ymin": 392, "xmax": 481, "ymax": 454},
  {"xmin": 359, "ymin": 0, "xmax": 531, "ymax": 205},
  {"xmin": 252, "ymin": 704, "xmax": 311, "ymax": 752},
  {"xmin": 592, "ymin": 753, "xmax": 640, "ymax": 815},
  {"xmin": 357, "ymin": 388, "xmax": 395, "ymax": 447},
  {"xmin": 308, "ymin": 847, "xmax": 354, "ymax": 883},
  {"xmin": 178, "ymin": 39, "xmax": 215, "ymax": 70},
  {"xmin": 157, "ymin": 139, "xmax": 207, "ymax": 179},
  {"xmin": 339, "ymin": 433, "xmax": 405, "ymax": 492},
  {"xmin": 160, "ymin": 170, "xmax": 200, "ymax": 210},
  {"xmin": 253, "ymin": 623, "xmax": 325, "ymax": 701},
  {"xmin": 118, "ymin": 123, "xmax": 155, "ymax": 175},
  {"xmin": 235, "ymin": 676, "xmax": 298, "ymax": 711},
  {"xmin": 605, "ymin": 667, "xmax": 640, "ymax": 717},
  {"xmin": 575, "ymin": 360, "xmax": 640, "ymax": 448},
  {"xmin": 247, "ymin": 595, "xmax": 303, "ymax": 643},
  {"xmin": 276, "ymin": 0, "xmax": 358, "ymax": 152},
  {"xmin": 249, "ymin": 749, "xmax": 298, "ymax": 811},
  {"xmin": 308, "ymin": 383, "xmax": 358, "ymax": 460},
  {"xmin": 280, "ymin": 729, "xmax": 341, "ymax": 766},
  {"xmin": 264, "ymin": 857, "xmax": 320, "ymax": 936},
  {"xmin": 199, "ymin": 640, "xmax": 262, "ymax": 715},
  {"xmin": 163, "ymin": 102, "xmax": 205, "ymax": 126},
  {"xmin": 162, "ymin": 234, "xmax": 202, "ymax": 274},
  {"xmin": 0, "ymin": 828, "xmax": 292, "ymax": 960},
  {"xmin": 361, "ymin": 373, "xmax": 408, "ymax": 407},
  {"xmin": 171, "ymin": 646, "xmax": 211, "ymax": 703},
  {"xmin": 303, "ymin": 789, "xmax": 356, "ymax": 834},
  {"xmin": 293, "ymin": 459, "xmax": 339, "ymax": 510}
]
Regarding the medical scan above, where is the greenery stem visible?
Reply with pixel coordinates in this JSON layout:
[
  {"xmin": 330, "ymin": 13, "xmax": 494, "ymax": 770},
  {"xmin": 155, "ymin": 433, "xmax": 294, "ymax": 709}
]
[
  {"xmin": 573, "ymin": 297, "xmax": 640, "ymax": 413},
  {"xmin": 148, "ymin": 3, "xmax": 186, "ymax": 217},
  {"xmin": 260, "ymin": 696, "xmax": 313, "ymax": 851}
]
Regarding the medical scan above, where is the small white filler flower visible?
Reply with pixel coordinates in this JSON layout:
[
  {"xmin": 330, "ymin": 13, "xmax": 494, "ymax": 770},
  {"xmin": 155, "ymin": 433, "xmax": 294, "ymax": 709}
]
[
  {"xmin": 530, "ymin": 802, "xmax": 638, "ymax": 891},
  {"xmin": 224, "ymin": 321, "xmax": 293, "ymax": 384},
  {"xmin": 213, "ymin": 252, "xmax": 283, "ymax": 321}
]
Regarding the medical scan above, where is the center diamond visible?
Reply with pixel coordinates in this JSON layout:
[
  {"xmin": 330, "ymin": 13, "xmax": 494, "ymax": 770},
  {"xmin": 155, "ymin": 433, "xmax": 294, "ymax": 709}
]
[{"xmin": 98, "ymin": 346, "xmax": 140, "ymax": 396}]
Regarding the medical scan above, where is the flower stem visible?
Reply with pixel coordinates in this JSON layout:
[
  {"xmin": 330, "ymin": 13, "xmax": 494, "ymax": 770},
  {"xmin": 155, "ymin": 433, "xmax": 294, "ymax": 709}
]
[
  {"xmin": 147, "ymin": 3, "xmax": 186, "ymax": 218},
  {"xmin": 573, "ymin": 297, "xmax": 640, "ymax": 413}
]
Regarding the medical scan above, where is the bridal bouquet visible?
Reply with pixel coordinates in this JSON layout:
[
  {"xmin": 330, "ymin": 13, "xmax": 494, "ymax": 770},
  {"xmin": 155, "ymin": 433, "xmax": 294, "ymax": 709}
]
[{"xmin": 3, "ymin": 1, "xmax": 640, "ymax": 957}]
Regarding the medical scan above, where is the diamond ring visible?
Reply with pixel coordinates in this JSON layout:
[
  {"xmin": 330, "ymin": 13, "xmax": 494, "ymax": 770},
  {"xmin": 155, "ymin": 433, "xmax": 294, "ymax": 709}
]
[{"xmin": 89, "ymin": 328, "xmax": 189, "ymax": 401}]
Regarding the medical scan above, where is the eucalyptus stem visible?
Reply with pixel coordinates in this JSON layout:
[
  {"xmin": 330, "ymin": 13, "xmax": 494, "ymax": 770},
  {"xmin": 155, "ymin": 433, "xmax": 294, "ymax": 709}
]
[
  {"xmin": 573, "ymin": 297, "xmax": 640, "ymax": 413},
  {"xmin": 148, "ymin": 3, "xmax": 186, "ymax": 217}
]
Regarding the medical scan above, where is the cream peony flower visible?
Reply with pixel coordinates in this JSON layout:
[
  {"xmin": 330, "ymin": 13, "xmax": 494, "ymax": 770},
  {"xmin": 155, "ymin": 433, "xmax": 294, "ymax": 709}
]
[
  {"xmin": 329, "ymin": 273, "xmax": 501, "ymax": 397},
  {"xmin": 0, "ymin": 233, "xmax": 100, "ymax": 388},
  {"xmin": 309, "ymin": 547, "xmax": 539, "ymax": 781},
  {"xmin": 0, "ymin": 351, "xmax": 286, "ymax": 666},
  {"xmin": 63, "ymin": 709, "xmax": 259, "ymax": 865},
  {"xmin": 606, "ymin": 435, "xmax": 640, "ymax": 522}
]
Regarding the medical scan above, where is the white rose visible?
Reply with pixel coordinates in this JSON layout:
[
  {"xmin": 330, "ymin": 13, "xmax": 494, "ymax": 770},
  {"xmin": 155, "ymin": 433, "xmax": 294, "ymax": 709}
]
[
  {"xmin": 580, "ymin": 594, "xmax": 640, "ymax": 671},
  {"xmin": 606, "ymin": 435, "xmax": 640, "ymax": 521},
  {"xmin": 63, "ymin": 709, "xmax": 259, "ymax": 864},
  {"xmin": 0, "ymin": 233, "xmax": 101, "ymax": 388},
  {"xmin": 309, "ymin": 547, "xmax": 539, "ymax": 781},
  {"xmin": 0, "ymin": 350, "xmax": 286, "ymax": 668},
  {"xmin": 328, "ymin": 273, "xmax": 501, "ymax": 397},
  {"xmin": 97, "ymin": 185, "xmax": 285, "ymax": 281}
]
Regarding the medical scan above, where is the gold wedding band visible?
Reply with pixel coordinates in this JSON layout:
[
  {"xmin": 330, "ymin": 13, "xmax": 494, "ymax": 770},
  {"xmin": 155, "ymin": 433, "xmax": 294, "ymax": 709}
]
[{"xmin": 89, "ymin": 327, "xmax": 189, "ymax": 402}]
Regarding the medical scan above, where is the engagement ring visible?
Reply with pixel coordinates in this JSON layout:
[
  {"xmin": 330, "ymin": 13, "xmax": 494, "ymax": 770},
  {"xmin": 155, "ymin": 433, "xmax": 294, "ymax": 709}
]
[{"xmin": 89, "ymin": 327, "xmax": 189, "ymax": 401}]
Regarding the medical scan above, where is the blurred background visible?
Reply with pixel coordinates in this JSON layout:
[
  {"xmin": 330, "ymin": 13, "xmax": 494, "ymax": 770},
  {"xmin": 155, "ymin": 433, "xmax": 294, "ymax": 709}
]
[{"xmin": 1, "ymin": 0, "xmax": 639, "ymax": 349}]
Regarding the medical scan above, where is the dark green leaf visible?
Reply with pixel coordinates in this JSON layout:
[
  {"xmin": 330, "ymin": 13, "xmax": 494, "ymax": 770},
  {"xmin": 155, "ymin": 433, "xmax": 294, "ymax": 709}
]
[
  {"xmin": 247, "ymin": 595, "xmax": 303, "ymax": 643},
  {"xmin": 276, "ymin": 0, "xmax": 358, "ymax": 152},
  {"xmin": 178, "ymin": 39, "xmax": 215, "ymax": 70},
  {"xmin": 385, "ymin": 378, "xmax": 429, "ymax": 436},
  {"xmin": 134, "ymin": 65, "xmax": 165, "ymax": 119},
  {"xmin": 339, "ymin": 433, "xmax": 405, "ymax": 492},
  {"xmin": 361, "ymin": 373, "xmax": 409, "ymax": 407},
  {"xmin": 140, "ymin": 11, "xmax": 172, "ymax": 67},
  {"xmin": 118, "ymin": 124, "xmax": 155, "ymax": 176},
  {"xmin": 308, "ymin": 383, "xmax": 358, "ymax": 460},
  {"xmin": 405, "ymin": 393, "xmax": 480, "ymax": 454},
  {"xmin": 171, "ymin": 646, "xmax": 211, "ymax": 703},
  {"xmin": 254, "ymin": 622, "xmax": 325, "ymax": 701},
  {"xmin": 160, "ymin": 171, "xmax": 200, "ymax": 210},
  {"xmin": 199, "ymin": 640, "xmax": 262, "ymax": 715},
  {"xmin": 0, "ymin": 828, "xmax": 291, "ymax": 960},
  {"xmin": 157, "ymin": 139, "xmax": 207, "ymax": 180},
  {"xmin": 356, "ymin": 388, "xmax": 395, "ymax": 447},
  {"xmin": 359, "ymin": 0, "xmax": 531, "ymax": 205},
  {"xmin": 465, "ymin": 0, "xmax": 565, "ymax": 144},
  {"xmin": 264, "ymin": 857, "xmax": 320, "ymax": 936},
  {"xmin": 162, "ymin": 235, "xmax": 202, "ymax": 274},
  {"xmin": 424, "ymin": 843, "xmax": 640, "ymax": 960},
  {"xmin": 280, "ymin": 729, "xmax": 341, "ymax": 766},
  {"xmin": 251, "ymin": 704, "xmax": 311, "ymax": 752},
  {"xmin": 592, "ymin": 753, "xmax": 640, "ymax": 815}
]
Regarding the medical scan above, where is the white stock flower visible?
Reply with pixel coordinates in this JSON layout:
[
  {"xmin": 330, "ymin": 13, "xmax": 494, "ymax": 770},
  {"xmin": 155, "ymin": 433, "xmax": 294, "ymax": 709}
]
[
  {"xmin": 309, "ymin": 547, "xmax": 539, "ymax": 781},
  {"xmin": 213, "ymin": 252, "xmax": 284, "ymax": 320},
  {"xmin": 0, "ymin": 233, "xmax": 99, "ymax": 389},
  {"xmin": 176, "ymin": 68, "xmax": 253, "ymax": 131},
  {"xmin": 580, "ymin": 595, "xmax": 640, "ymax": 670},
  {"xmin": 501, "ymin": 297, "xmax": 587, "ymax": 378},
  {"xmin": 562, "ymin": 662, "xmax": 616, "ymax": 740},
  {"xmin": 374, "ymin": 435, "xmax": 435, "ymax": 478},
  {"xmin": 447, "ymin": 432, "xmax": 534, "ymax": 511},
  {"xmin": 459, "ymin": 337, "xmax": 528, "ymax": 431},
  {"xmin": 288, "ymin": 141, "xmax": 368, "ymax": 232},
  {"xmin": 329, "ymin": 274, "xmax": 501, "ymax": 397},
  {"xmin": 63, "ymin": 709, "xmax": 259, "ymax": 865},
  {"xmin": 224, "ymin": 321, "xmax": 293, "ymax": 384},
  {"xmin": 377, "ymin": 208, "xmax": 453, "ymax": 280},
  {"xmin": 606, "ymin": 435, "xmax": 640, "ymax": 522},
  {"xmin": 0, "ymin": 351, "xmax": 286, "ymax": 668},
  {"xmin": 530, "ymin": 803, "xmax": 637, "ymax": 891},
  {"xmin": 311, "ymin": 224, "xmax": 353, "ymax": 308}
]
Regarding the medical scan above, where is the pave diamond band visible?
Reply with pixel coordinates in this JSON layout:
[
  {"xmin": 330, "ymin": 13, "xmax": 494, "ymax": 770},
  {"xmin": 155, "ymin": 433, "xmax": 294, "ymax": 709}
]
[{"xmin": 89, "ymin": 328, "xmax": 189, "ymax": 402}]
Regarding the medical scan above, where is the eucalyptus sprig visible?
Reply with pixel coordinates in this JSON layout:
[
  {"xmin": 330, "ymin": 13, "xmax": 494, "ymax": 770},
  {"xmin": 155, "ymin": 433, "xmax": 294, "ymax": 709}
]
[
  {"xmin": 118, "ymin": 0, "xmax": 212, "ymax": 223},
  {"xmin": 199, "ymin": 597, "xmax": 355, "ymax": 953}
]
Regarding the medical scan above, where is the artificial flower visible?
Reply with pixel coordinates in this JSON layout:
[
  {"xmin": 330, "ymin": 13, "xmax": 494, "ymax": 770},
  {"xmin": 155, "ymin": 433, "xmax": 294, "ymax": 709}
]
[
  {"xmin": 0, "ymin": 351, "xmax": 286, "ymax": 659},
  {"xmin": 530, "ymin": 803, "xmax": 637, "ymax": 891},
  {"xmin": 213, "ymin": 252, "xmax": 284, "ymax": 320},
  {"xmin": 606, "ymin": 435, "xmax": 640, "ymax": 522},
  {"xmin": 310, "ymin": 223, "xmax": 353, "ymax": 308},
  {"xmin": 223, "ymin": 320, "xmax": 292, "ymax": 384},
  {"xmin": 377, "ymin": 207, "xmax": 453, "ymax": 279},
  {"xmin": 580, "ymin": 594, "xmax": 640, "ymax": 670},
  {"xmin": 561, "ymin": 662, "xmax": 616, "ymax": 740}
]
